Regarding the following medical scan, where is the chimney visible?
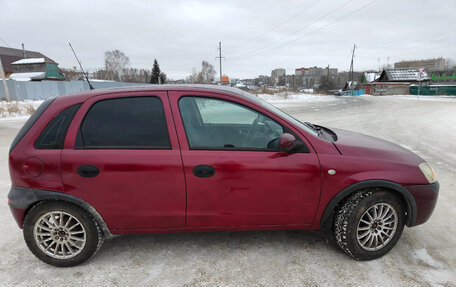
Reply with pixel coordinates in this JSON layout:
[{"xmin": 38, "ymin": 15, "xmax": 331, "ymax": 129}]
[{"xmin": 22, "ymin": 43, "xmax": 26, "ymax": 59}]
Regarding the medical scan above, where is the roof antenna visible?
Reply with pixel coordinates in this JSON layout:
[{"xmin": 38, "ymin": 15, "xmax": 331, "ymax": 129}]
[{"xmin": 69, "ymin": 42, "xmax": 94, "ymax": 90}]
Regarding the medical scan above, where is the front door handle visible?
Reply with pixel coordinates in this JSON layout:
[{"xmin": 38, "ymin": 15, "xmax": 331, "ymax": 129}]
[
  {"xmin": 77, "ymin": 165, "xmax": 100, "ymax": 178},
  {"xmin": 193, "ymin": 165, "xmax": 215, "ymax": 178}
]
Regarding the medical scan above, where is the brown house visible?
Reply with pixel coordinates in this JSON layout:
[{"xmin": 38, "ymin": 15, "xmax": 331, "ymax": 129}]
[{"xmin": 0, "ymin": 46, "xmax": 56, "ymax": 77}]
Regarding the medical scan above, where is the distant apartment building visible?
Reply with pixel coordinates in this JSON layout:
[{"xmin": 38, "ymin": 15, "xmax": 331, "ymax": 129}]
[
  {"xmin": 271, "ymin": 68, "xmax": 286, "ymax": 85},
  {"xmin": 299, "ymin": 66, "xmax": 337, "ymax": 88},
  {"xmin": 394, "ymin": 58, "xmax": 446, "ymax": 72},
  {"xmin": 295, "ymin": 67, "xmax": 308, "ymax": 76}
]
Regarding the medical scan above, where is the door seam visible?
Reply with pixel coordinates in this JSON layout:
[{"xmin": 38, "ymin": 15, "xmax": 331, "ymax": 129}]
[{"xmin": 166, "ymin": 91, "xmax": 189, "ymax": 227}]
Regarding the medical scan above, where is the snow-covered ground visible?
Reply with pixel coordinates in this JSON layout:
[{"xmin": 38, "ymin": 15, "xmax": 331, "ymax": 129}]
[
  {"xmin": 0, "ymin": 100, "xmax": 44, "ymax": 119},
  {"xmin": 256, "ymin": 92, "xmax": 336, "ymax": 104},
  {"xmin": 0, "ymin": 95, "xmax": 455, "ymax": 286}
]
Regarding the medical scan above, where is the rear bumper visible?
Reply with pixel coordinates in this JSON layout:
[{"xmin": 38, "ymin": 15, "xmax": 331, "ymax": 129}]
[
  {"xmin": 404, "ymin": 181, "xmax": 439, "ymax": 226},
  {"xmin": 7, "ymin": 186, "xmax": 34, "ymax": 228}
]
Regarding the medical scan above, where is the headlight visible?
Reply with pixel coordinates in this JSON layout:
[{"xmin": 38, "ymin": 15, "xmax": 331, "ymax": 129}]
[{"xmin": 419, "ymin": 162, "xmax": 437, "ymax": 184}]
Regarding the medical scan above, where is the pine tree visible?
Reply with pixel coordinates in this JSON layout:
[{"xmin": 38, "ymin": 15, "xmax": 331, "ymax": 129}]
[{"xmin": 150, "ymin": 59, "xmax": 162, "ymax": 84}]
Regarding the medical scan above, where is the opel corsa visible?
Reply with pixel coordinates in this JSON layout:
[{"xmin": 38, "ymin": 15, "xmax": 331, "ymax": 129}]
[{"xmin": 7, "ymin": 85, "xmax": 439, "ymax": 266}]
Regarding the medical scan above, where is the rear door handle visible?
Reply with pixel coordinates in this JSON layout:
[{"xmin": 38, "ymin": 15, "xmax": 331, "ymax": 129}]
[
  {"xmin": 77, "ymin": 165, "xmax": 100, "ymax": 178},
  {"xmin": 193, "ymin": 165, "xmax": 215, "ymax": 178}
]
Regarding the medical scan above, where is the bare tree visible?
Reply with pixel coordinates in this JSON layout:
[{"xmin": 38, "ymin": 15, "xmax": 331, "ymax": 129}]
[
  {"xmin": 104, "ymin": 50, "xmax": 130, "ymax": 81},
  {"xmin": 186, "ymin": 61, "xmax": 216, "ymax": 84},
  {"xmin": 198, "ymin": 61, "xmax": 216, "ymax": 83},
  {"xmin": 447, "ymin": 58, "xmax": 456, "ymax": 70},
  {"xmin": 91, "ymin": 68, "xmax": 107, "ymax": 80},
  {"xmin": 186, "ymin": 68, "xmax": 198, "ymax": 83},
  {"xmin": 60, "ymin": 67, "xmax": 84, "ymax": 80}
]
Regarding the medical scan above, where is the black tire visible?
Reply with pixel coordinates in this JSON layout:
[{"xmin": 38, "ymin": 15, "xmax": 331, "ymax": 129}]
[
  {"xmin": 23, "ymin": 201, "xmax": 104, "ymax": 267},
  {"xmin": 333, "ymin": 189, "xmax": 405, "ymax": 260}
]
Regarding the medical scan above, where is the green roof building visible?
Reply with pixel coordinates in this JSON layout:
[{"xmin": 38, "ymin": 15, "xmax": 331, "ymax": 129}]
[{"xmin": 9, "ymin": 57, "xmax": 64, "ymax": 81}]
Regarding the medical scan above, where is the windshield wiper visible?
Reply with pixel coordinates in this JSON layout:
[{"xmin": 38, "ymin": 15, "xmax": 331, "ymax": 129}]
[{"xmin": 304, "ymin": 122, "xmax": 323, "ymax": 137}]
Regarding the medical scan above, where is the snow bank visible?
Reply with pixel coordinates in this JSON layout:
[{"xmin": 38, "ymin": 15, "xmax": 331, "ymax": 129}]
[
  {"xmin": 0, "ymin": 100, "xmax": 44, "ymax": 119},
  {"xmin": 256, "ymin": 92, "xmax": 336, "ymax": 104}
]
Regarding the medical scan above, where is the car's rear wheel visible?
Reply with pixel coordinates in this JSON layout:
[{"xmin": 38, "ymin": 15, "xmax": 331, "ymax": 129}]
[
  {"xmin": 333, "ymin": 189, "xmax": 405, "ymax": 260},
  {"xmin": 23, "ymin": 201, "xmax": 104, "ymax": 267}
]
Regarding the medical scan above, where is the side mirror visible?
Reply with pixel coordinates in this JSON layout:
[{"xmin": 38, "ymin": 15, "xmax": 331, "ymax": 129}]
[{"xmin": 279, "ymin": 133, "xmax": 297, "ymax": 152}]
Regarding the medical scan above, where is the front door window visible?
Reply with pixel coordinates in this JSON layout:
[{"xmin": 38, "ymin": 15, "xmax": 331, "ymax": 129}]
[{"xmin": 179, "ymin": 97, "xmax": 283, "ymax": 150}]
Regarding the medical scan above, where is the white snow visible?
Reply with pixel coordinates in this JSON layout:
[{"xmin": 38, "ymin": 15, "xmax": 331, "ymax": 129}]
[
  {"xmin": 8, "ymin": 72, "xmax": 46, "ymax": 81},
  {"xmin": 414, "ymin": 248, "xmax": 441, "ymax": 267},
  {"xmin": 87, "ymin": 79, "xmax": 116, "ymax": 82},
  {"xmin": 11, "ymin": 58, "xmax": 45, "ymax": 64},
  {"xmin": 256, "ymin": 92, "xmax": 336, "ymax": 103},
  {"xmin": 364, "ymin": 72, "xmax": 380, "ymax": 83},
  {"xmin": 381, "ymin": 95, "xmax": 456, "ymax": 102}
]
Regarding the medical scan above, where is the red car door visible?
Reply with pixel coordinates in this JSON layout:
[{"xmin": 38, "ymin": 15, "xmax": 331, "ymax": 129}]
[
  {"xmin": 61, "ymin": 92, "xmax": 186, "ymax": 232},
  {"xmin": 169, "ymin": 90, "xmax": 321, "ymax": 228}
]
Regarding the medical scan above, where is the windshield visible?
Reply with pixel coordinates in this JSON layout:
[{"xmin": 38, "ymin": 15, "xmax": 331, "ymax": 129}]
[{"xmin": 241, "ymin": 91, "xmax": 319, "ymax": 137}]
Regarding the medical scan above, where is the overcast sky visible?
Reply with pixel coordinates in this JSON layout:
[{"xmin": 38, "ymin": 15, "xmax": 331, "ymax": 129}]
[{"xmin": 2, "ymin": 0, "xmax": 455, "ymax": 79}]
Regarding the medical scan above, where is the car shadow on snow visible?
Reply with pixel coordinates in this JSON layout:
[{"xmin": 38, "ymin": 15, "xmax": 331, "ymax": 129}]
[{"xmin": 91, "ymin": 230, "xmax": 342, "ymax": 265}]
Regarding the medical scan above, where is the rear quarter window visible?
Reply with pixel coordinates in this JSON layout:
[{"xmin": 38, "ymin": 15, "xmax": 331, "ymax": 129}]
[
  {"xmin": 34, "ymin": 104, "xmax": 81, "ymax": 149},
  {"xmin": 9, "ymin": 98, "xmax": 55, "ymax": 153}
]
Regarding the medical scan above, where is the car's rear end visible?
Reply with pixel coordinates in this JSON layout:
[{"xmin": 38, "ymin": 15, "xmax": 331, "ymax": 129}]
[{"xmin": 7, "ymin": 93, "xmax": 88, "ymax": 228}]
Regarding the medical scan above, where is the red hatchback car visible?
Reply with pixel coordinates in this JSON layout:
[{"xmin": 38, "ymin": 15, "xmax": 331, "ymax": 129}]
[{"xmin": 8, "ymin": 85, "xmax": 438, "ymax": 266}]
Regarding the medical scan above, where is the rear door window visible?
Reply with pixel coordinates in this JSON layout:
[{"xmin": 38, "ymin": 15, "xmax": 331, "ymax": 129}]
[{"xmin": 78, "ymin": 96, "xmax": 170, "ymax": 149}]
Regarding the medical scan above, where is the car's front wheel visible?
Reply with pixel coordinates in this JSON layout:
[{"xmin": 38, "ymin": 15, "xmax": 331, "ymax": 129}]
[
  {"xmin": 23, "ymin": 201, "xmax": 104, "ymax": 267},
  {"xmin": 333, "ymin": 189, "xmax": 405, "ymax": 260}
]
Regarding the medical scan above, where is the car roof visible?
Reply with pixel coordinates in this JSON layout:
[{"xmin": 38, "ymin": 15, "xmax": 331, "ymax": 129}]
[{"xmin": 56, "ymin": 84, "xmax": 257, "ymax": 105}]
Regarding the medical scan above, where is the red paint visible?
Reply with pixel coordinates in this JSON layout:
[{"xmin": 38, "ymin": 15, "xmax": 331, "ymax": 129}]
[
  {"xmin": 279, "ymin": 133, "xmax": 296, "ymax": 150},
  {"xmin": 8, "ymin": 86, "xmax": 438, "ymax": 234},
  {"xmin": 405, "ymin": 184, "xmax": 438, "ymax": 225}
]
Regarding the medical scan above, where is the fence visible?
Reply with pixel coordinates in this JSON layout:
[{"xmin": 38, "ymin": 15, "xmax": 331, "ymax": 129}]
[
  {"xmin": 410, "ymin": 85, "xmax": 456, "ymax": 96},
  {"xmin": 0, "ymin": 80, "xmax": 148, "ymax": 101}
]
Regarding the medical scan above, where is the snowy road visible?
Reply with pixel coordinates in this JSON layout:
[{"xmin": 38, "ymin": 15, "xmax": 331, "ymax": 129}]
[{"xmin": 1, "ymin": 95, "xmax": 455, "ymax": 286}]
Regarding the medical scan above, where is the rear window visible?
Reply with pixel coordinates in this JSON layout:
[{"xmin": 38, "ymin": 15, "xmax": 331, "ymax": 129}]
[
  {"xmin": 77, "ymin": 96, "xmax": 170, "ymax": 149},
  {"xmin": 9, "ymin": 98, "xmax": 55, "ymax": 153}
]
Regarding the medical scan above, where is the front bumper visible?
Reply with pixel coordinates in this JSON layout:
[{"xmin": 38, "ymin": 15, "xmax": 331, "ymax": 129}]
[{"xmin": 404, "ymin": 181, "xmax": 439, "ymax": 226}]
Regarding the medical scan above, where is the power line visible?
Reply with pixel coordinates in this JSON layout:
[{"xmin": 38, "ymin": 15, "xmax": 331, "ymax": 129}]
[
  {"xmin": 0, "ymin": 37, "xmax": 10, "ymax": 47},
  {"xmin": 229, "ymin": 0, "xmax": 360, "ymax": 59},
  {"xmin": 231, "ymin": 0, "xmax": 378, "ymax": 60},
  {"xmin": 372, "ymin": 28, "xmax": 456, "ymax": 50},
  {"xmin": 227, "ymin": 0, "xmax": 281, "ymax": 43},
  {"xmin": 356, "ymin": 36, "xmax": 456, "ymax": 60},
  {"xmin": 229, "ymin": 0, "xmax": 322, "ymax": 51}
]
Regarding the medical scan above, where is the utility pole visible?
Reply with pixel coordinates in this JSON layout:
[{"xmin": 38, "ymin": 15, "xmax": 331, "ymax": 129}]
[
  {"xmin": 0, "ymin": 57, "xmax": 11, "ymax": 102},
  {"xmin": 349, "ymin": 44, "xmax": 356, "ymax": 96},
  {"xmin": 216, "ymin": 42, "xmax": 224, "ymax": 83}
]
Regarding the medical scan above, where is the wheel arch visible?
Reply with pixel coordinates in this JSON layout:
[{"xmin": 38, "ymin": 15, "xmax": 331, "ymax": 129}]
[
  {"xmin": 319, "ymin": 180, "xmax": 416, "ymax": 240},
  {"xmin": 9, "ymin": 186, "xmax": 115, "ymax": 239}
]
